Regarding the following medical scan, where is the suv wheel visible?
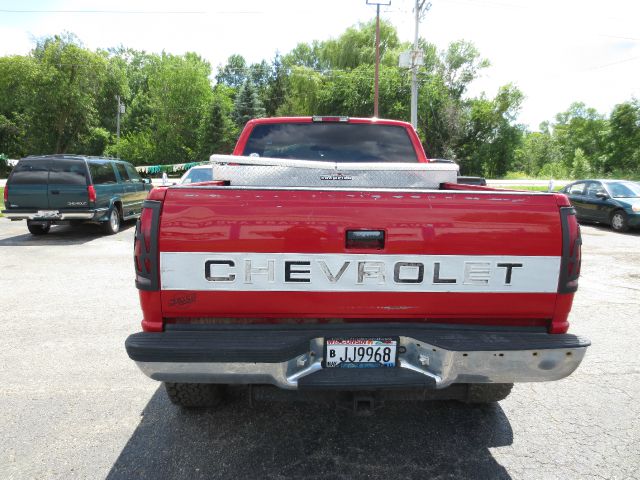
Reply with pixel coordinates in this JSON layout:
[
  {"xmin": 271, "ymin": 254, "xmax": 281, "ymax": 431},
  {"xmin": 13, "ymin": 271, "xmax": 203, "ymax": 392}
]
[
  {"xmin": 102, "ymin": 207, "xmax": 121, "ymax": 235},
  {"xmin": 27, "ymin": 221, "xmax": 51, "ymax": 236},
  {"xmin": 610, "ymin": 210, "xmax": 629, "ymax": 232},
  {"xmin": 164, "ymin": 382, "xmax": 225, "ymax": 408}
]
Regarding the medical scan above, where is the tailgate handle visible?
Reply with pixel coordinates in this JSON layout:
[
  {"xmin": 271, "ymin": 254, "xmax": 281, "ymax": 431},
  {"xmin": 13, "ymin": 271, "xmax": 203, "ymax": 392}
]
[
  {"xmin": 346, "ymin": 230, "xmax": 385, "ymax": 249},
  {"xmin": 50, "ymin": 190, "xmax": 60, "ymax": 195}
]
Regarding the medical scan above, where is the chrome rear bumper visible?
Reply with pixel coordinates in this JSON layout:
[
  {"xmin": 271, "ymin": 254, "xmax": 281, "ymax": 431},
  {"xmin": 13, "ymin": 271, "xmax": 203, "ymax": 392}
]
[
  {"xmin": 127, "ymin": 326, "xmax": 589, "ymax": 390},
  {"xmin": 3, "ymin": 210, "xmax": 104, "ymax": 220}
]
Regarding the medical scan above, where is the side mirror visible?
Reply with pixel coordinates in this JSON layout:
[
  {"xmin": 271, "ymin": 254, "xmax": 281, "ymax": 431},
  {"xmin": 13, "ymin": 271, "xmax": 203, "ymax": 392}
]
[{"xmin": 596, "ymin": 192, "xmax": 609, "ymax": 199}]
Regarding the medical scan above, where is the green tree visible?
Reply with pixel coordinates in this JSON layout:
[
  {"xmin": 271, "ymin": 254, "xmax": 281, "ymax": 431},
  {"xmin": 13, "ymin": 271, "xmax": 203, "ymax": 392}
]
[
  {"xmin": 216, "ymin": 54, "xmax": 248, "ymax": 89},
  {"xmin": 283, "ymin": 42, "xmax": 323, "ymax": 70},
  {"xmin": 318, "ymin": 19, "xmax": 401, "ymax": 69},
  {"xmin": 276, "ymin": 66, "xmax": 322, "ymax": 116},
  {"xmin": 439, "ymin": 41, "xmax": 490, "ymax": 99},
  {"xmin": 571, "ymin": 148, "xmax": 591, "ymax": 178},
  {"xmin": 456, "ymin": 85, "xmax": 524, "ymax": 177},
  {"xmin": 417, "ymin": 41, "xmax": 489, "ymax": 160},
  {"xmin": 76, "ymin": 127, "xmax": 111, "ymax": 156},
  {"xmin": 233, "ymin": 80, "xmax": 265, "ymax": 127},
  {"xmin": 146, "ymin": 52, "xmax": 213, "ymax": 162},
  {"xmin": 553, "ymin": 102, "xmax": 608, "ymax": 174},
  {"xmin": 513, "ymin": 130, "xmax": 561, "ymax": 176},
  {"xmin": 264, "ymin": 52, "xmax": 288, "ymax": 116},
  {"xmin": 30, "ymin": 33, "xmax": 111, "ymax": 153},
  {"xmin": 606, "ymin": 100, "xmax": 640, "ymax": 174},
  {"xmin": 105, "ymin": 130, "xmax": 154, "ymax": 164},
  {"xmin": 198, "ymin": 85, "xmax": 238, "ymax": 156},
  {"xmin": 0, "ymin": 153, "xmax": 10, "ymax": 176},
  {"xmin": 0, "ymin": 56, "xmax": 37, "ymax": 156}
]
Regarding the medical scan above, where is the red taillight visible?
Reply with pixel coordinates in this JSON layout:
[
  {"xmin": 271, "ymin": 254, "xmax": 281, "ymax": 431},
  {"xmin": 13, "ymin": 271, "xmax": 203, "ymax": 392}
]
[
  {"xmin": 139, "ymin": 207, "xmax": 153, "ymax": 252},
  {"xmin": 558, "ymin": 207, "xmax": 581, "ymax": 293},
  {"xmin": 134, "ymin": 200, "xmax": 161, "ymax": 291},
  {"xmin": 87, "ymin": 185, "xmax": 97, "ymax": 203},
  {"xmin": 3, "ymin": 185, "xmax": 7, "ymax": 204}
]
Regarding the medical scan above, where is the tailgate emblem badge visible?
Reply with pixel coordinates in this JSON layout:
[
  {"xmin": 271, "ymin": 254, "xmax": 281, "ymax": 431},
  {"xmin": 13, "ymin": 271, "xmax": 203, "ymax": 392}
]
[{"xmin": 320, "ymin": 173, "xmax": 352, "ymax": 181}]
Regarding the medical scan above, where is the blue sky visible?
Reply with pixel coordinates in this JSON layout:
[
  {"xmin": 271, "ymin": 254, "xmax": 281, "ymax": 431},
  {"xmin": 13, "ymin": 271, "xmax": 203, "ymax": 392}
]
[{"xmin": 1, "ymin": 0, "xmax": 638, "ymax": 130}]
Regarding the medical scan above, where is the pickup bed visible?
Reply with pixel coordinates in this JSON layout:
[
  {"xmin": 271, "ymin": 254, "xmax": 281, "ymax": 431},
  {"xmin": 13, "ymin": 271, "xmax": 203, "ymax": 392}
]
[{"xmin": 125, "ymin": 116, "xmax": 589, "ymax": 409}]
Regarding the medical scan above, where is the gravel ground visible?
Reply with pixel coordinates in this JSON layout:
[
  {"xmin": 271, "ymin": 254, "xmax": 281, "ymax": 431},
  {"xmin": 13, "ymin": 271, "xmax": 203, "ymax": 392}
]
[{"xmin": 0, "ymin": 217, "xmax": 638, "ymax": 480}]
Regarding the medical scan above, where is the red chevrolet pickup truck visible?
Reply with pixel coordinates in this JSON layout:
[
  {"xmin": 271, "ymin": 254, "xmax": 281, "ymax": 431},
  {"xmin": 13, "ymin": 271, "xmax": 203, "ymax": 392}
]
[{"xmin": 126, "ymin": 116, "xmax": 589, "ymax": 410}]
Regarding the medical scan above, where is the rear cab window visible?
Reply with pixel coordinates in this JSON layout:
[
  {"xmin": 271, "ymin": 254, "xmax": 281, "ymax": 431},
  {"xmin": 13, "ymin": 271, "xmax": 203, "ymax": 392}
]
[{"xmin": 241, "ymin": 123, "xmax": 418, "ymax": 163}]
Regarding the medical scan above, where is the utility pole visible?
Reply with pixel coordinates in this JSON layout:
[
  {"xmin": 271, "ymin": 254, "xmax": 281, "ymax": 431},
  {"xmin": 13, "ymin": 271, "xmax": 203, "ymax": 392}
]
[
  {"xmin": 115, "ymin": 95, "xmax": 125, "ymax": 158},
  {"xmin": 116, "ymin": 95, "xmax": 121, "ymax": 141},
  {"xmin": 367, "ymin": 0, "xmax": 391, "ymax": 118},
  {"xmin": 410, "ymin": 0, "xmax": 431, "ymax": 129}
]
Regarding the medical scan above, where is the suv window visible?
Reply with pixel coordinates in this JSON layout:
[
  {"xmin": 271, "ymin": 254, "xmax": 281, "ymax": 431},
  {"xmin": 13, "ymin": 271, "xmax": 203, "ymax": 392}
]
[
  {"xmin": 48, "ymin": 160, "xmax": 89, "ymax": 185},
  {"xmin": 10, "ymin": 159, "xmax": 50, "ymax": 185},
  {"xmin": 124, "ymin": 163, "xmax": 141, "ymax": 182},
  {"xmin": 115, "ymin": 163, "xmax": 130, "ymax": 182},
  {"xmin": 585, "ymin": 182, "xmax": 605, "ymax": 198},
  {"xmin": 567, "ymin": 182, "xmax": 586, "ymax": 195},
  {"xmin": 242, "ymin": 123, "xmax": 418, "ymax": 163},
  {"xmin": 89, "ymin": 162, "xmax": 117, "ymax": 184}
]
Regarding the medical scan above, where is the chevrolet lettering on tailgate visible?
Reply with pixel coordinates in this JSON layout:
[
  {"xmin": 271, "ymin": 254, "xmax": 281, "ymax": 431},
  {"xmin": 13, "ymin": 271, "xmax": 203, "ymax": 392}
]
[{"xmin": 161, "ymin": 253, "xmax": 560, "ymax": 293}]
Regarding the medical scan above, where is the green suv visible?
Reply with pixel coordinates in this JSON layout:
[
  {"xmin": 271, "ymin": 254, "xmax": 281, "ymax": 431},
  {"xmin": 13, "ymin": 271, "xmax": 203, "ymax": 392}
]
[{"xmin": 2, "ymin": 155, "xmax": 152, "ymax": 235}]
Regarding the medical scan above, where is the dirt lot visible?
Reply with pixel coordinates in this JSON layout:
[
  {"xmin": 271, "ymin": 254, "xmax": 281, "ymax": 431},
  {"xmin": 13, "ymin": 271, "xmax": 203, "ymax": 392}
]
[{"xmin": 0, "ymin": 218, "xmax": 638, "ymax": 479}]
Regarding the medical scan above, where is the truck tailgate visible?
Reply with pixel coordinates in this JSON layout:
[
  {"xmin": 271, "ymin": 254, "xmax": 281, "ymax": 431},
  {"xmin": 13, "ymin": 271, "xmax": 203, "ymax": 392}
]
[{"xmin": 155, "ymin": 187, "xmax": 568, "ymax": 326}]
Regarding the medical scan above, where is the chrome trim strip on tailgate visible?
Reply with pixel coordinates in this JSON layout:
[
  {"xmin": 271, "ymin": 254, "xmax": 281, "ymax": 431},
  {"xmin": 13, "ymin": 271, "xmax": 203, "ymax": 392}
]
[{"xmin": 160, "ymin": 252, "xmax": 562, "ymax": 293}]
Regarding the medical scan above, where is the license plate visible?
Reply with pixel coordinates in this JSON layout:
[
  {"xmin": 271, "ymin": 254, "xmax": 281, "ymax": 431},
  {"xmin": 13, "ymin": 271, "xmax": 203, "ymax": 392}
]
[
  {"xmin": 324, "ymin": 337, "xmax": 398, "ymax": 368},
  {"xmin": 36, "ymin": 210, "xmax": 59, "ymax": 218}
]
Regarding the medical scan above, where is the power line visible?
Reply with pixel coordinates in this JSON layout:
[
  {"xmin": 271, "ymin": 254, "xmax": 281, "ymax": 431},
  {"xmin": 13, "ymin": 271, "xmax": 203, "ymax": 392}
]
[
  {"xmin": 0, "ymin": 9, "xmax": 263, "ymax": 14},
  {"xmin": 598, "ymin": 34, "xmax": 640, "ymax": 42},
  {"xmin": 584, "ymin": 56, "xmax": 640, "ymax": 71}
]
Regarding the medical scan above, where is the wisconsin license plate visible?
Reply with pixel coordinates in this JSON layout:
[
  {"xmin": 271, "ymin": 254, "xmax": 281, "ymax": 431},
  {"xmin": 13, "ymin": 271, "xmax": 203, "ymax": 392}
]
[{"xmin": 324, "ymin": 337, "xmax": 398, "ymax": 368}]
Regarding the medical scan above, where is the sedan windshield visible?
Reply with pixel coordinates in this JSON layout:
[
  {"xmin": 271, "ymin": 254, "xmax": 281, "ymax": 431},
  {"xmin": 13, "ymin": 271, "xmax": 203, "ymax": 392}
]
[{"xmin": 606, "ymin": 181, "xmax": 640, "ymax": 198}]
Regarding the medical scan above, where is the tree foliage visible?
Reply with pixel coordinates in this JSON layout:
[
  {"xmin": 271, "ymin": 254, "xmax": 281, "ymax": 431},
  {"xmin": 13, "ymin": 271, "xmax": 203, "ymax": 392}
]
[
  {"xmin": 232, "ymin": 80, "xmax": 265, "ymax": 127},
  {"xmin": 0, "ymin": 24, "xmax": 637, "ymax": 179}
]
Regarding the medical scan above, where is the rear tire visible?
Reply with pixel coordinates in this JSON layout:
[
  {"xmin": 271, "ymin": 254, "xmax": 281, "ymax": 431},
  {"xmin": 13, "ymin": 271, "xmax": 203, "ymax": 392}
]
[
  {"xmin": 610, "ymin": 210, "xmax": 629, "ymax": 232},
  {"xmin": 465, "ymin": 383, "xmax": 513, "ymax": 404},
  {"xmin": 164, "ymin": 382, "xmax": 225, "ymax": 408},
  {"xmin": 27, "ymin": 221, "xmax": 51, "ymax": 236},
  {"xmin": 102, "ymin": 206, "xmax": 121, "ymax": 235}
]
